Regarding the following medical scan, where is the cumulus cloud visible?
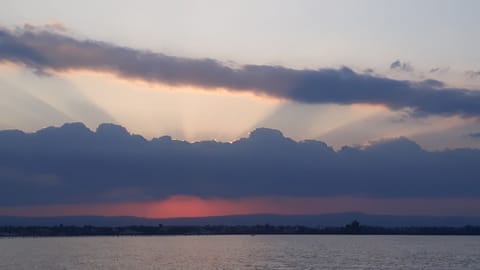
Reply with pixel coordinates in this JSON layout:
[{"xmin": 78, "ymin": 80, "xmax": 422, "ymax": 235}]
[
  {"xmin": 1, "ymin": 28, "xmax": 480, "ymax": 117},
  {"xmin": 0, "ymin": 123, "xmax": 479, "ymax": 206}
]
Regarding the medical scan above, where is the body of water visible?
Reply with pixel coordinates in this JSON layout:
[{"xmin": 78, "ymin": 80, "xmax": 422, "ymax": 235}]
[{"xmin": 1, "ymin": 235, "xmax": 479, "ymax": 269}]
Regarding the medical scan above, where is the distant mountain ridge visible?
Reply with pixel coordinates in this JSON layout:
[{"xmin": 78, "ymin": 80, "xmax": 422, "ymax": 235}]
[{"xmin": 2, "ymin": 213, "xmax": 480, "ymax": 227}]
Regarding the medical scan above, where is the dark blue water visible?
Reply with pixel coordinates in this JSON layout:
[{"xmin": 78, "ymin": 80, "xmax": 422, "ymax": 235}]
[{"xmin": 1, "ymin": 235, "xmax": 479, "ymax": 269}]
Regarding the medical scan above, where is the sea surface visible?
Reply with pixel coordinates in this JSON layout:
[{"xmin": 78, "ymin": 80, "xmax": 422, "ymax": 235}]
[{"xmin": 1, "ymin": 235, "xmax": 479, "ymax": 269}]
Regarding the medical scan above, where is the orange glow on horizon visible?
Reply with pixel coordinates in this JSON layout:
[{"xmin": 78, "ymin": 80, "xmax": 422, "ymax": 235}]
[{"xmin": 1, "ymin": 195, "xmax": 480, "ymax": 218}]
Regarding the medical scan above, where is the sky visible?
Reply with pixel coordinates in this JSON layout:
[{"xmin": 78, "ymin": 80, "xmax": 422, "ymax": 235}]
[{"xmin": 1, "ymin": 0, "xmax": 480, "ymax": 218}]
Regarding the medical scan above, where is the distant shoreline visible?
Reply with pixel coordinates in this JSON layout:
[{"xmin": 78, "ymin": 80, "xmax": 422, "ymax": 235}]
[{"xmin": 2, "ymin": 223, "xmax": 480, "ymax": 237}]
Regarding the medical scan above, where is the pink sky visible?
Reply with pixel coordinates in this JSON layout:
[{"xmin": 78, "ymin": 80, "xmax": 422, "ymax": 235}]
[{"xmin": 2, "ymin": 195, "xmax": 479, "ymax": 218}]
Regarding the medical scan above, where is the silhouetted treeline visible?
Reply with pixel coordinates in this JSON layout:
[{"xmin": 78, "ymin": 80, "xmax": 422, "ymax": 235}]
[{"xmin": 1, "ymin": 221, "xmax": 480, "ymax": 237}]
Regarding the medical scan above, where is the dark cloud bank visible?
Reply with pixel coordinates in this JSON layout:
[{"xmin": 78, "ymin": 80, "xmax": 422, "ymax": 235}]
[
  {"xmin": 2, "ymin": 28, "xmax": 480, "ymax": 117},
  {"xmin": 0, "ymin": 123, "xmax": 479, "ymax": 206}
]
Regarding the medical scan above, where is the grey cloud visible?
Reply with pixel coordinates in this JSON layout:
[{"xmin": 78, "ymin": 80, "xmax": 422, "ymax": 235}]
[
  {"xmin": 390, "ymin": 60, "xmax": 413, "ymax": 72},
  {"xmin": 1, "ymin": 28, "xmax": 480, "ymax": 117},
  {"xmin": 429, "ymin": 67, "xmax": 450, "ymax": 75},
  {"xmin": 0, "ymin": 123, "xmax": 479, "ymax": 206},
  {"xmin": 466, "ymin": 70, "xmax": 480, "ymax": 79},
  {"xmin": 364, "ymin": 68, "xmax": 374, "ymax": 74},
  {"xmin": 469, "ymin": 132, "xmax": 480, "ymax": 139}
]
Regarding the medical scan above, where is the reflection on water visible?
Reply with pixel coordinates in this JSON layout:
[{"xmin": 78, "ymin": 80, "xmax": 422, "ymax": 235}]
[{"xmin": 1, "ymin": 235, "xmax": 479, "ymax": 269}]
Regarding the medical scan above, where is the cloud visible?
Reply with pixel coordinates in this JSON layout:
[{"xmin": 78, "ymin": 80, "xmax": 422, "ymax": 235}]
[
  {"xmin": 390, "ymin": 60, "xmax": 413, "ymax": 72},
  {"xmin": 429, "ymin": 67, "xmax": 448, "ymax": 73},
  {"xmin": 364, "ymin": 68, "xmax": 375, "ymax": 74},
  {"xmin": 1, "ymin": 28, "xmax": 480, "ymax": 117},
  {"xmin": 22, "ymin": 22, "xmax": 66, "ymax": 32},
  {"xmin": 469, "ymin": 132, "xmax": 480, "ymax": 139},
  {"xmin": 466, "ymin": 70, "xmax": 480, "ymax": 79},
  {"xmin": 0, "ymin": 123, "xmax": 479, "ymax": 206}
]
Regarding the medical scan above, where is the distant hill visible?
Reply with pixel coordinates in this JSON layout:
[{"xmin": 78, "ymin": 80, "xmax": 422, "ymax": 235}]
[{"xmin": 2, "ymin": 213, "xmax": 480, "ymax": 227}]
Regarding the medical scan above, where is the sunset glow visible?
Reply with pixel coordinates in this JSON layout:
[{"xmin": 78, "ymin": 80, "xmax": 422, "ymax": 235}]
[
  {"xmin": 2, "ymin": 196, "xmax": 480, "ymax": 218},
  {"xmin": 1, "ymin": 1, "xmax": 480, "ymax": 221}
]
